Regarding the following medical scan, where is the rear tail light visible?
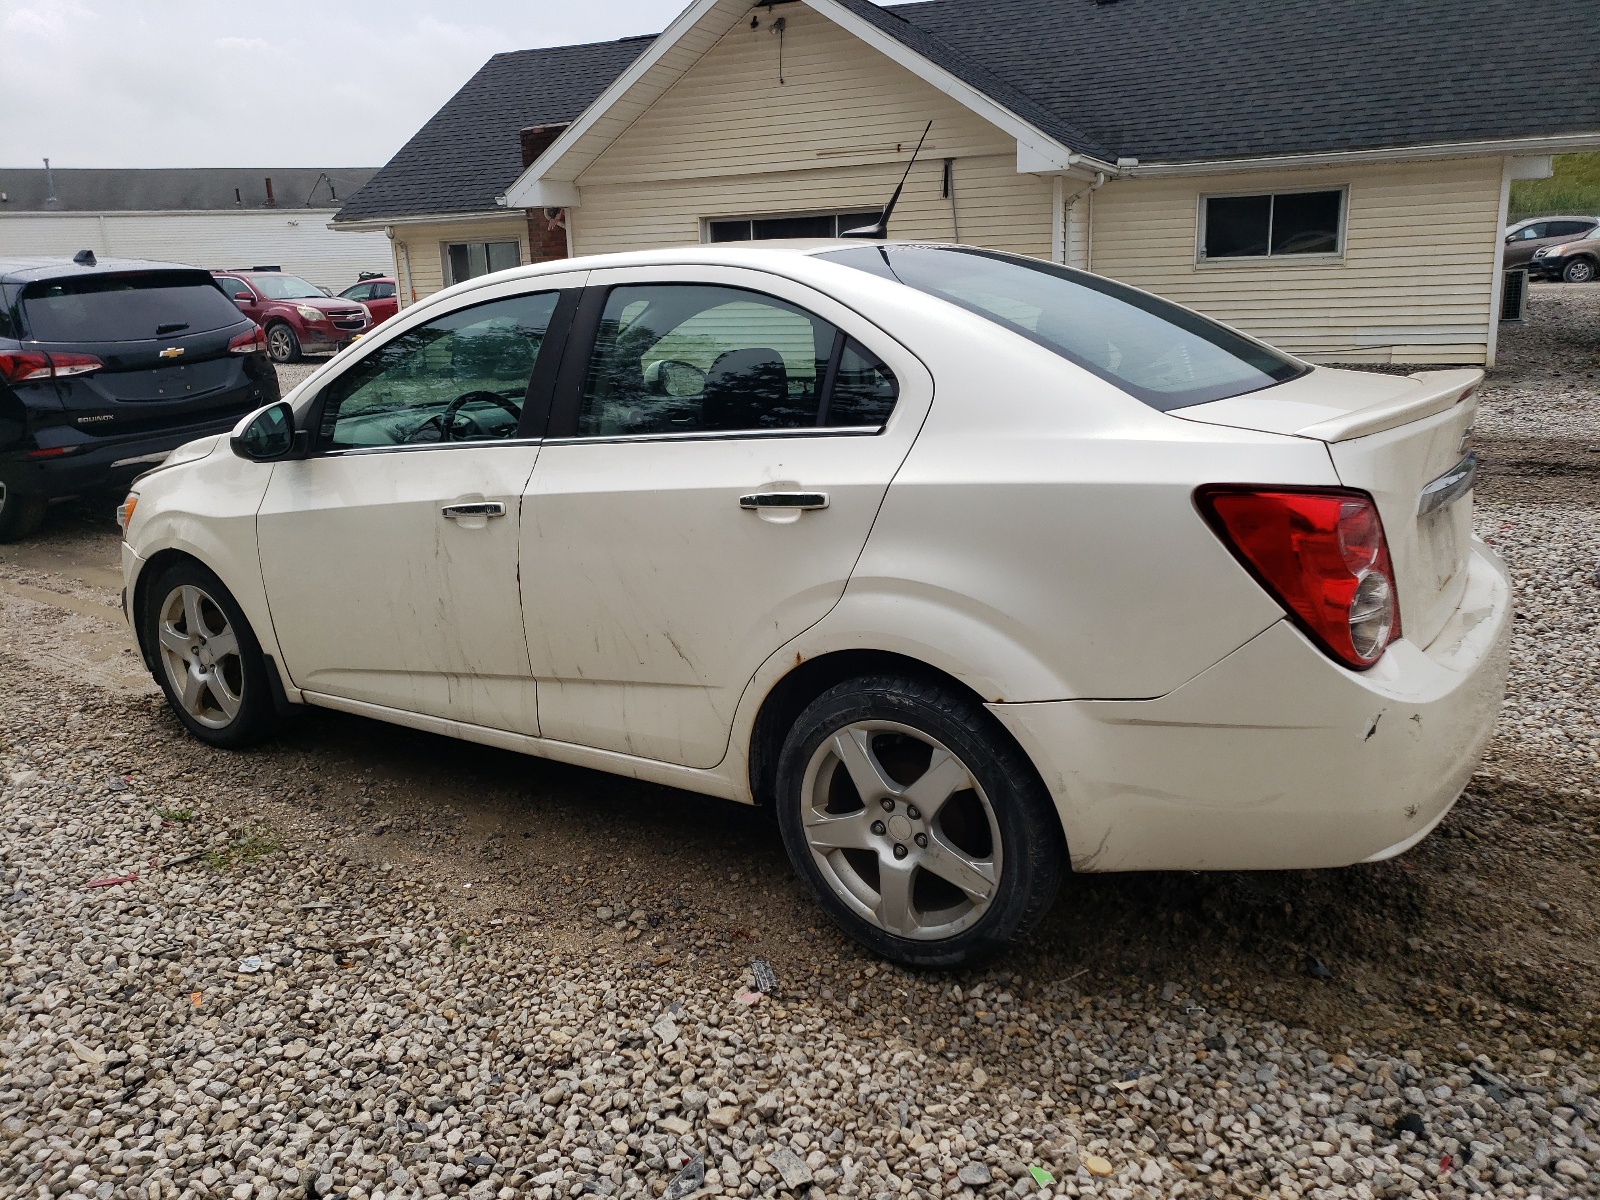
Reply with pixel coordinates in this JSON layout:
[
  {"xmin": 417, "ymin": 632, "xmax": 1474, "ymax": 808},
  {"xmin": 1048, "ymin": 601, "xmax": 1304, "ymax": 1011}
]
[
  {"xmin": 229, "ymin": 325, "xmax": 267, "ymax": 355},
  {"xmin": 1196, "ymin": 486, "xmax": 1401, "ymax": 670},
  {"xmin": 0, "ymin": 350, "xmax": 103, "ymax": 384}
]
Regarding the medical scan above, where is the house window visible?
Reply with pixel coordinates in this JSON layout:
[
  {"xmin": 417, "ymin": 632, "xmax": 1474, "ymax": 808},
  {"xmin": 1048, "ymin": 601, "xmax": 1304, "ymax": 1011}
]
[
  {"xmin": 706, "ymin": 210, "xmax": 883, "ymax": 242},
  {"xmin": 1200, "ymin": 189, "xmax": 1345, "ymax": 260},
  {"xmin": 443, "ymin": 240, "xmax": 521, "ymax": 286}
]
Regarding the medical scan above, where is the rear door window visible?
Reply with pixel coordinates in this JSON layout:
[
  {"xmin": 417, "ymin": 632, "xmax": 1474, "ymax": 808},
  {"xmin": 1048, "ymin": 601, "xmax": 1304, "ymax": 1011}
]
[
  {"xmin": 21, "ymin": 271, "xmax": 245, "ymax": 342},
  {"xmin": 572, "ymin": 283, "xmax": 897, "ymax": 437}
]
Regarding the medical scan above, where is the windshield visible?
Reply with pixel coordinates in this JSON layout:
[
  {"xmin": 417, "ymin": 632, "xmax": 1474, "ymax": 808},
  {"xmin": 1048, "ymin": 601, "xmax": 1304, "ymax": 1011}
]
[
  {"xmin": 249, "ymin": 274, "xmax": 326, "ymax": 300},
  {"xmin": 820, "ymin": 245, "xmax": 1307, "ymax": 410},
  {"xmin": 20, "ymin": 271, "xmax": 244, "ymax": 343}
]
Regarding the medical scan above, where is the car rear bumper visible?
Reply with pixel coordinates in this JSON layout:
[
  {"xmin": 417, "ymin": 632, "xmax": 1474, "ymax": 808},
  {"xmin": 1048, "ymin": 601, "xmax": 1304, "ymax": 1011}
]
[
  {"xmin": 990, "ymin": 540, "xmax": 1512, "ymax": 872},
  {"xmin": 2, "ymin": 414, "xmax": 251, "ymax": 500}
]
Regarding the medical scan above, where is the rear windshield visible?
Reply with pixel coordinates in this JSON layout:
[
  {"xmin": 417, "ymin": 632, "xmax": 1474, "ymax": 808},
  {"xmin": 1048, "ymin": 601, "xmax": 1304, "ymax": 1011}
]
[
  {"xmin": 820, "ymin": 245, "xmax": 1307, "ymax": 410},
  {"xmin": 20, "ymin": 270, "xmax": 243, "ymax": 343}
]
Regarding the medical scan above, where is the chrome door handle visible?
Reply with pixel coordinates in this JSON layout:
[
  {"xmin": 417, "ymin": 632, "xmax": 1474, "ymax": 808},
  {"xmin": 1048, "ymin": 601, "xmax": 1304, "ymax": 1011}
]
[
  {"xmin": 738, "ymin": 491, "xmax": 829, "ymax": 511},
  {"xmin": 441, "ymin": 502, "xmax": 507, "ymax": 520}
]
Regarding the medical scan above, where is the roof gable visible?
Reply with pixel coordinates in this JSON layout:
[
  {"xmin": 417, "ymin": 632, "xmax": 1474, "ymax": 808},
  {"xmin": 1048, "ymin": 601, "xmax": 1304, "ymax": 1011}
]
[{"xmin": 334, "ymin": 35, "xmax": 654, "ymax": 224}]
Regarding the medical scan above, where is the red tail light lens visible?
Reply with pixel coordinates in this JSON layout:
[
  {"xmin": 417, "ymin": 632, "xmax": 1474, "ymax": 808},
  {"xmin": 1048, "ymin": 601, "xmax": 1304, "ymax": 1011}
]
[
  {"xmin": 49, "ymin": 351, "xmax": 104, "ymax": 377},
  {"xmin": 1197, "ymin": 486, "xmax": 1401, "ymax": 670},
  {"xmin": 0, "ymin": 350, "xmax": 103, "ymax": 384},
  {"xmin": 229, "ymin": 326, "xmax": 267, "ymax": 355},
  {"xmin": 0, "ymin": 351, "xmax": 56, "ymax": 384}
]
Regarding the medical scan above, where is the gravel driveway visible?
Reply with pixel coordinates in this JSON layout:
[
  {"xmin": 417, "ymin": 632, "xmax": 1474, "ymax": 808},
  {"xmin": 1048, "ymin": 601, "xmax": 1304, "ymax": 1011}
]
[{"xmin": 2, "ymin": 289, "xmax": 1598, "ymax": 1200}]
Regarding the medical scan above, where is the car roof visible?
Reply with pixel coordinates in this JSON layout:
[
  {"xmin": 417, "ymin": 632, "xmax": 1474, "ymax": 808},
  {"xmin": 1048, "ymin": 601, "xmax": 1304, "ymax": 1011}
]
[
  {"xmin": 0, "ymin": 255, "xmax": 209, "ymax": 284},
  {"xmin": 1508, "ymin": 215, "xmax": 1600, "ymax": 229}
]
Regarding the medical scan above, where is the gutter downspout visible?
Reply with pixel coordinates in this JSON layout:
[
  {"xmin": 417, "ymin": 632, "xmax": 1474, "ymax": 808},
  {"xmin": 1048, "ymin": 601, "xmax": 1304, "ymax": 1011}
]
[
  {"xmin": 1059, "ymin": 171, "xmax": 1107, "ymax": 269},
  {"xmin": 1485, "ymin": 157, "xmax": 1513, "ymax": 369},
  {"xmin": 389, "ymin": 228, "xmax": 416, "ymax": 308}
]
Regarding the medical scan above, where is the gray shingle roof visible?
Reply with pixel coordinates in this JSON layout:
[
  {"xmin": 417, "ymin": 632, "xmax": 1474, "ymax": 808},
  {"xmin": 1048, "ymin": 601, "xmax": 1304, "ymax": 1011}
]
[
  {"xmin": 0, "ymin": 168, "xmax": 375, "ymax": 213},
  {"xmin": 886, "ymin": 0, "xmax": 1600, "ymax": 163},
  {"xmin": 336, "ymin": 0, "xmax": 1599, "ymax": 223},
  {"xmin": 333, "ymin": 36, "xmax": 654, "ymax": 224}
]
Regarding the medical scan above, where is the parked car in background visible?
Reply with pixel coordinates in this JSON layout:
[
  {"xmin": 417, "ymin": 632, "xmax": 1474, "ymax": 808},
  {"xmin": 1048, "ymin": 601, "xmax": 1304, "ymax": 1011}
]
[
  {"xmin": 120, "ymin": 243, "xmax": 1510, "ymax": 965},
  {"xmin": 0, "ymin": 253, "xmax": 276, "ymax": 541},
  {"xmin": 1503, "ymin": 215, "xmax": 1599, "ymax": 269},
  {"xmin": 1529, "ymin": 225, "xmax": 1600, "ymax": 283},
  {"xmin": 212, "ymin": 269, "xmax": 370, "ymax": 363},
  {"xmin": 339, "ymin": 273, "xmax": 398, "ymax": 326}
]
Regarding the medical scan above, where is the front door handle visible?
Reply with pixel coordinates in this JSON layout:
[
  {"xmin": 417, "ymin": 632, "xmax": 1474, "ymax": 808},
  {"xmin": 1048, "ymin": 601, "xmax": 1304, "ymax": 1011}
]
[
  {"xmin": 738, "ymin": 491, "xmax": 829, "ymax": 511},
  {"xmin": 441, "ymin": 502, "xmax": 507, "ymax": 520}
]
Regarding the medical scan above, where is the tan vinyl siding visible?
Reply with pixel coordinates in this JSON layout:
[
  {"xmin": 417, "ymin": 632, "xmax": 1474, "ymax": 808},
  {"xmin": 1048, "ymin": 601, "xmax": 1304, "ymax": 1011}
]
[
  {"xmin": 389, "ymin": 218, "xmax": 531, "ymax": 304},
  {"xmin": 1089, "ymin": 159, "xmax": 1504, "ymax": 364},
  {"xmin": 572, "ymin": 6, "xmax": 1052, "ymax": 259}
]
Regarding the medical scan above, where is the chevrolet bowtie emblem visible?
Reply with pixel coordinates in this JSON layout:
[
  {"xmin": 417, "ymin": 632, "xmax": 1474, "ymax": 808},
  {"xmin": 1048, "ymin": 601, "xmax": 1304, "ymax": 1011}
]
[{"xmin": 159, "ymin": 346, "xmax": 184, "ymax": 359}]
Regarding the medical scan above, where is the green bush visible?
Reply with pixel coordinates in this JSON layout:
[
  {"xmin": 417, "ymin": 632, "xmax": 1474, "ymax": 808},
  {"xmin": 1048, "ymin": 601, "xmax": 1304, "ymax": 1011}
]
[{"xmin": 1510, "ymin": 153, "xmax": 1600, "ymax": 220}]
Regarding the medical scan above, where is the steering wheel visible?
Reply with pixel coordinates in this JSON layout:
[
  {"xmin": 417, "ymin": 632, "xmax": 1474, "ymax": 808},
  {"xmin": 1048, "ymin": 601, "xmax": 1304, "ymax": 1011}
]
[{"xmin": 408, "ymin": 390, "xmax": 522, "ymax": 443}]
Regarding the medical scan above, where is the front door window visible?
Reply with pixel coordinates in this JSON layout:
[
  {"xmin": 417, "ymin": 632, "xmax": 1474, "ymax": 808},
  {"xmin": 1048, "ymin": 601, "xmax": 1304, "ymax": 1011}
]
[{"xmin": 317, "ymin": 292, "xmax": 557, "ymax": 449}]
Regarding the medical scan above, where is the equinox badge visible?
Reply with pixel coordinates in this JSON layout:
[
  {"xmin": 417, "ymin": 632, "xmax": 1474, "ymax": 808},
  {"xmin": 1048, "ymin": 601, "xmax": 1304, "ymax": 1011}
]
[{"xmin": 159, "ymin": 346, "xmax": 185, "ymax": 359}]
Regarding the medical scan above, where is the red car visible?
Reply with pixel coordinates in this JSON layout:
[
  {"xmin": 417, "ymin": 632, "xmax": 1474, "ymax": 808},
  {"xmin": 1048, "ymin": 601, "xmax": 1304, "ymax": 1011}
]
[
  {"xmin": 212, "ymin": 269, "xmax": 370, "ymax": 363},
  {"xmin": 339, "ymin": 274, "xmax": 399, "ymax": 326}
]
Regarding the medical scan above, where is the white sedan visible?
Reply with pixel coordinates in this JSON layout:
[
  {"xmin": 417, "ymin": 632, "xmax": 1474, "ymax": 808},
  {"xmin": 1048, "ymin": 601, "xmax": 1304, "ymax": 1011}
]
[{"xmin": 118, "ymin": 243, "xmax": 1511, "ymax": 966}]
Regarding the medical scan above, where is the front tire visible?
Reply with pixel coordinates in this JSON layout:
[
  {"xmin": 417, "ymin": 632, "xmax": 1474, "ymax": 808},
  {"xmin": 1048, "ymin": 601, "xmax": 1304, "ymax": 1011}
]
[
  {"xmin": 1562, "ymin": 257, "xmax": 1596, "ymax": 283},
  {"xmin": 141, "ymin": 560, "xmax": 280, "ymax": 747},
  {"xmin": 265, "ymin": 322, "xmax": 302, "ymax": 363},
  {"xmin": 0, "ymin": 482, "xmax": 47, "ymax": 543},
  {"xmin": 774, "ymin": 675, "xmax": 1064, "ymax": 967}
]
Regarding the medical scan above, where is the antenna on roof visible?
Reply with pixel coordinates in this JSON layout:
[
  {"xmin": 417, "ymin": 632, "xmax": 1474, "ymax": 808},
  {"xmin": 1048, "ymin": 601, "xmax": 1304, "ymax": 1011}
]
[
  {"xmin": 840, "ymin": 120, "xmax": 932, "ymax": 240},
  {"xmin": 43, "ymin": 157, "xmax": 60, "ymax": 209}
]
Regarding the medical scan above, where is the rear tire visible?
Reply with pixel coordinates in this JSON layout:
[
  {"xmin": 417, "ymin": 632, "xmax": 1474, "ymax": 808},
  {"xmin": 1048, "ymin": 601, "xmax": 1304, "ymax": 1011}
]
[
  {"xmin": 0, "ymin": 483, "xmax": 47, "ymax": 543},
  {"xmin": 265, "ymin": 322, "xmax": 302, "ymax": 363},
  {"xmin": 141, "ymin": 559, "xmax": 280, "ymax": 748},
  {"xmin": 1562, "ymin": 257, "xmax": 1597, "ymax": 284},
  {"xmin": 774, "ymin": 674, "xmax": 1064, "ymax": 967}
]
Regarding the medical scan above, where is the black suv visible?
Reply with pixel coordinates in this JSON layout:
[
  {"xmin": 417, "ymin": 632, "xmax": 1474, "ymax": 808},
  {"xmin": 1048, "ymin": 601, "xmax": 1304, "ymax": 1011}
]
[{"xmin": 0, "ymin": 254, "xmax": 279, "ymax": 540}]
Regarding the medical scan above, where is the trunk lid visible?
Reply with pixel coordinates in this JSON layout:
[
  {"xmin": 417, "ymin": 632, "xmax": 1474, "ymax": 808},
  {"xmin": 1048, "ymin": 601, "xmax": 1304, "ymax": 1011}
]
[{"xmin": 1178, "ymin": 366, "xmax": 1481, "ymax": 649}]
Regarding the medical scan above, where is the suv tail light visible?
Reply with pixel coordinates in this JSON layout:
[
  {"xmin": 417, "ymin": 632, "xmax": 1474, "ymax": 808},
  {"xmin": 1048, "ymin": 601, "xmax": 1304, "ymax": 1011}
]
[
  {"xmin": 0, "ymin": 350, "xmax": 103, "ymax": 384},
  {"xmin": 1196, "ymin": 486, "xmax": 1400, "ymax": 670},
  {"xmin": 229, "ymin": 325, "xmax": 267, "ymax": 355}
]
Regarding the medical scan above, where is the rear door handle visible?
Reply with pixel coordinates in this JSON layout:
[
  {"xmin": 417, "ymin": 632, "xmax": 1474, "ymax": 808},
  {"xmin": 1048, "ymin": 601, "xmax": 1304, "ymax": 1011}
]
[
  {"xmin": 441, "ymin": 502, "xmax": 507, "ymax": 520},
  {"xmin": 738, "ymin": 491, "xmax": 829, "ymax": 511}
]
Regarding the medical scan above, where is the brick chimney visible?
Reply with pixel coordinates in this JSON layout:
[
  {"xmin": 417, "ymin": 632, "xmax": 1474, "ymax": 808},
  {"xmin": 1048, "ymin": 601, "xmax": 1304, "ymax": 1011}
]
[{"xmin": 520, "ymin": 123, "xmax": 570, "ymax": 263}]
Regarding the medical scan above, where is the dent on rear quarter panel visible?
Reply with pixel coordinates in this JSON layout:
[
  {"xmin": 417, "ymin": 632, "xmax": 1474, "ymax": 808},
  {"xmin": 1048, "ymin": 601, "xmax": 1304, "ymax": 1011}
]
[{"xmin": 127, "ymin": 443, "xmax": 284, "ymax": 670}]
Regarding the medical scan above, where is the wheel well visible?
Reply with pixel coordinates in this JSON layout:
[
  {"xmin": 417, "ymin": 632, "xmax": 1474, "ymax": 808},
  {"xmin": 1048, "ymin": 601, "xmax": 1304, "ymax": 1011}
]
[
  {"xmin": 130, "ymin": 548, "xmax": 203, "ymax": 671},
  {"xmin": 747, "ymin": 649, "xmax": 1021, "ymax": 809}
]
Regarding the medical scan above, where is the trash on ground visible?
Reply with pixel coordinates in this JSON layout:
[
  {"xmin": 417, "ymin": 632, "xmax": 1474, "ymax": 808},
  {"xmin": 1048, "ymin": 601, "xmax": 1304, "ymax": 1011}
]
[
  {"xmin": 1028, "ymin": 1165, "xmax": 1055, "ymax": 1187},
  {"xmin": 1082, "ymin": 1154, "xmax": 1114, "ymax": 1176},
  {"xmin": 161, "ymin": 851, "xmax": 206, "ymax": 869},
  {"xmin": 236, "ymin": 955, "xmax": 263, "ymax": 974},
  {"xmin": 658, "ymin": 1115, "xmax": 692, "ymax": 1137},
  {"xmin": 68, "ymin": 1039, "xmax": 107, "ymax": 1065},
  {"xmin": 84, "ymin": 872, "xmax": 138, "ymax": 889},
  {"xmin": 764, "ymin": 1145, "xmax": 813, "ymax": 1189},
  {"xmin": 189, "ymin": 992, "xmax": 203, "ymax": 1007},
  {"xmin": 1306, "ymin": 955, "xmax": 1333, "ymax": 979},
  {"xmin": 736, "ymin": 989, "xmax": 764, "ymax": 1006},
  {"xmin": 751, "ymin": 958, "xmax": 776, "ymax": 993},
  {"xmin": 661, "ymin": 1153, "xmax": 705, "ymax": 1200}
]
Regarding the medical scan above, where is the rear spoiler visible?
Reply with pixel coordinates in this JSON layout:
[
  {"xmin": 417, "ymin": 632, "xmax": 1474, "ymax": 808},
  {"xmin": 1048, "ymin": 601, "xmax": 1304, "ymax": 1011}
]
[{"xmin": 1295, "ymin": 368, "xmax": 1483, "ymax": 443}]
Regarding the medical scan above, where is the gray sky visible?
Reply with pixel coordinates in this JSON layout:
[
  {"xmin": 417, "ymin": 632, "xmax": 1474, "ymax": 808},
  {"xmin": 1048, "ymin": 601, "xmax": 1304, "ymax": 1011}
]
[{"xmin": 0, "ymin": 0, "xmax": 687, "ymax": 169}]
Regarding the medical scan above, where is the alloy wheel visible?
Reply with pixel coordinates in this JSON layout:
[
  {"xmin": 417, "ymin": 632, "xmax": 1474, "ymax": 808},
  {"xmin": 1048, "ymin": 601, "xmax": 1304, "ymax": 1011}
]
[
  {"xmin": 267, "ymin": 326, "xmax": 294, "ymax": 360},
  {"xmin": 800, "ymin": 721, "xmax": 1002, "ymax": 940},
  {"xmin": 156, "ymin": 584, "xmax": 244, "ymax": 729}
]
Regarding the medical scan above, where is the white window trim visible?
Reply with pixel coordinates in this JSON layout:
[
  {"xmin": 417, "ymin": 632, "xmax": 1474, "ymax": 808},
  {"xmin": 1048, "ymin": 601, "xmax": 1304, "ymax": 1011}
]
[
  {"xmin": 698, "ymin": 207, "xmax": 885, "ymax": 244},
  {"xmin": 1194, "ymin": 184, "xmax": 1349, "ymax": 268},
  {"xmin": 440, "ymin": 238, "xmax": 524, "ymax": 288}
]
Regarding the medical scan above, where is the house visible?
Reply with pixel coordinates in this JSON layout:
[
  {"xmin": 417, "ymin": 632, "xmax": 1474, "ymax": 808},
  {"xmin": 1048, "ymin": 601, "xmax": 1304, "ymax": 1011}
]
[
  {"xmin": 0, "ymin": 167, "xmax": 390, "ymax": 290},
  {"xmin": 335, "ymin": 0, "xmax": 1600, "ymax": 366}
]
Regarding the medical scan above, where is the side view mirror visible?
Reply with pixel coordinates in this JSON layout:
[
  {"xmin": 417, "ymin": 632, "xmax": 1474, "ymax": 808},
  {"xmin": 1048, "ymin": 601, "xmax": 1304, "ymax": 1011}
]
[
  {"xmin": 233, "ymin": 293, "xmax": 253, "ymax": 303},
  {"xmin": 230, "ymin": 401, "xmax": 305, "ymax": 462}
]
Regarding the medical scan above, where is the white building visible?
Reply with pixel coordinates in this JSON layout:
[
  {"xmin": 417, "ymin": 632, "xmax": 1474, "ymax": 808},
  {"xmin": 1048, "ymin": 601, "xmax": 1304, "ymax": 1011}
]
[{"xmin": 0, "ymin": 167, "xmax": 392, "ymax": 291}]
